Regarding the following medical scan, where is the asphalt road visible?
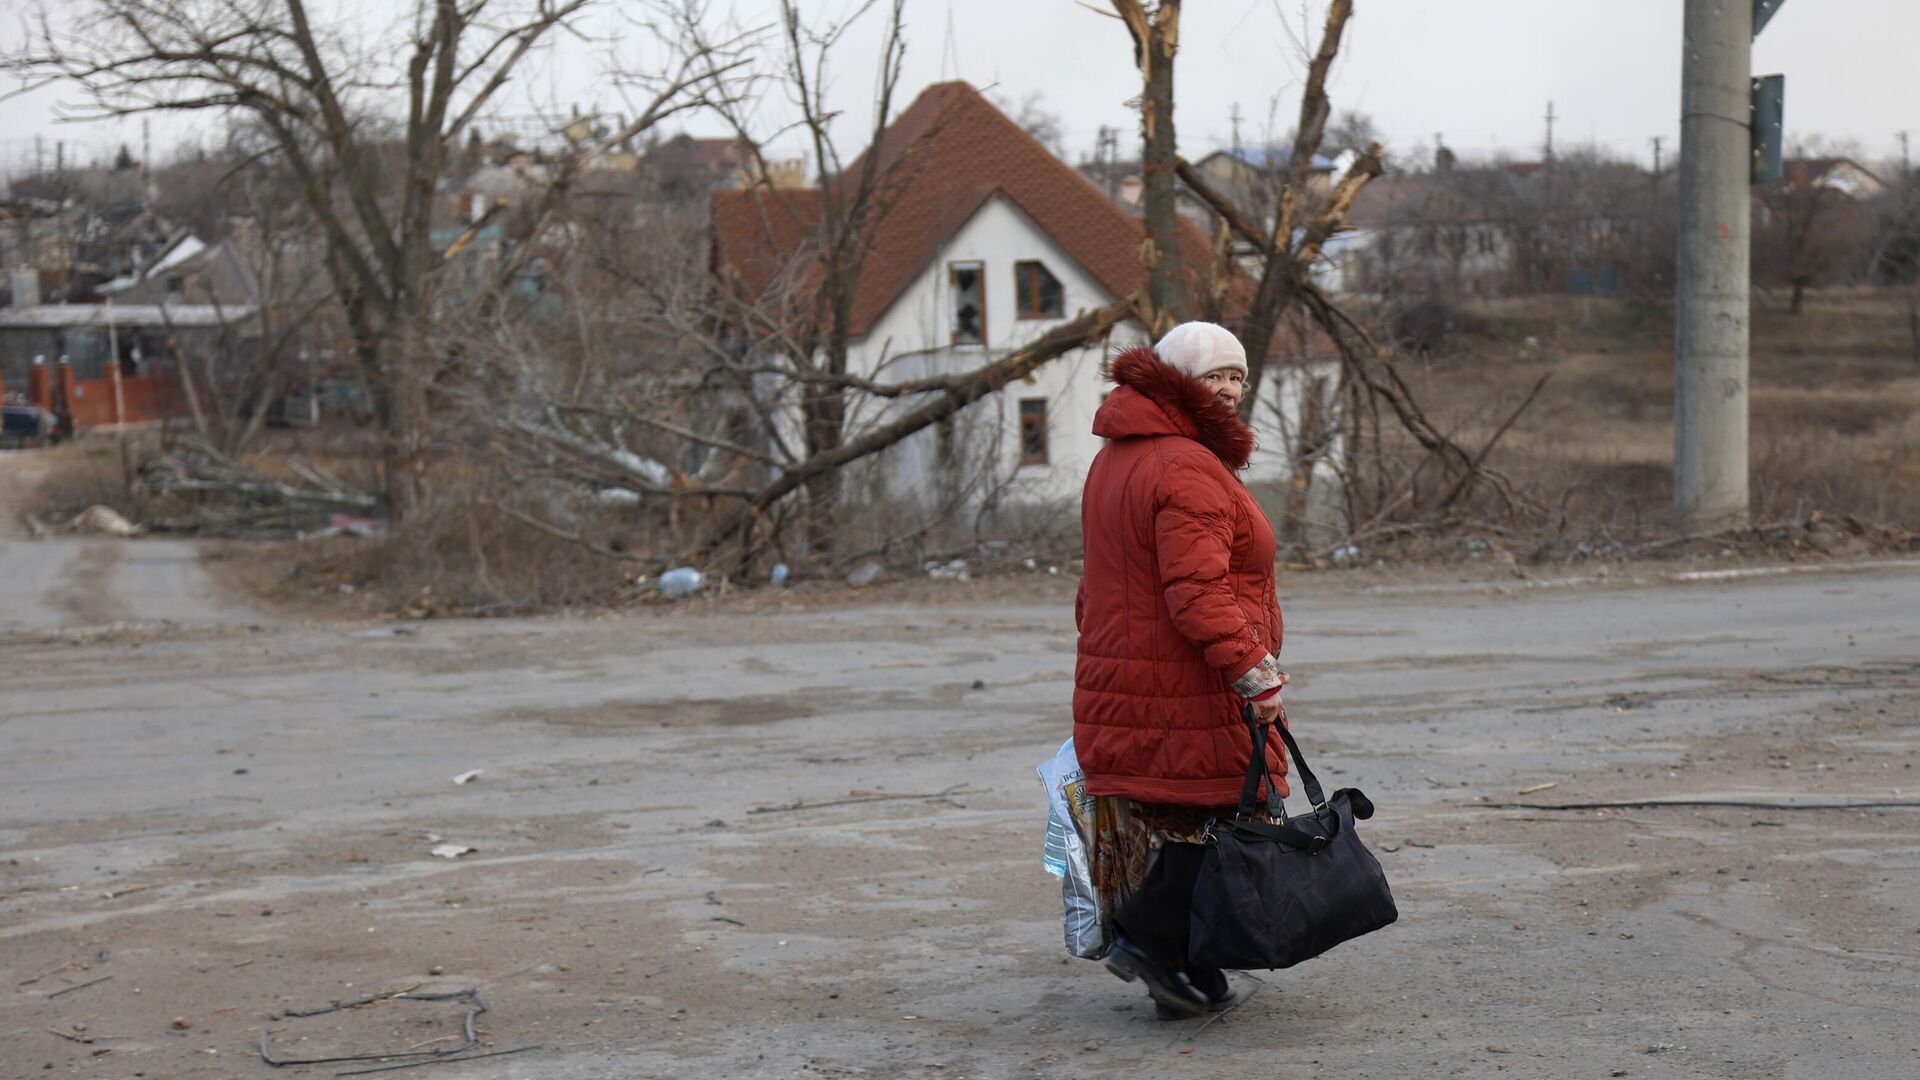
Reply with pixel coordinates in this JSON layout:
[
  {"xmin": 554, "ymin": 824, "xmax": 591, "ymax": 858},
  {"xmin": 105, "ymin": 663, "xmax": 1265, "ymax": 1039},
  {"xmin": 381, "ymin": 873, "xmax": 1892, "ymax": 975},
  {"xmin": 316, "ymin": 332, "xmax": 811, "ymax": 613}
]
[{"xmin": 2, "ymin": 517, "xmax": 1917, "ymax": 1079}]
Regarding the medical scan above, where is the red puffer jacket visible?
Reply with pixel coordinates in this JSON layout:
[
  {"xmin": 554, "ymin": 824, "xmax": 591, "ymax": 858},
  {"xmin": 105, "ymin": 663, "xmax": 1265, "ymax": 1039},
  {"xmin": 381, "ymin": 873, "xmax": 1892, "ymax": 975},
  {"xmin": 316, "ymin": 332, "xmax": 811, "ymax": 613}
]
[{"xmin": 1073, "ymin": 345, "xmax": 1287, "ymax": 806}]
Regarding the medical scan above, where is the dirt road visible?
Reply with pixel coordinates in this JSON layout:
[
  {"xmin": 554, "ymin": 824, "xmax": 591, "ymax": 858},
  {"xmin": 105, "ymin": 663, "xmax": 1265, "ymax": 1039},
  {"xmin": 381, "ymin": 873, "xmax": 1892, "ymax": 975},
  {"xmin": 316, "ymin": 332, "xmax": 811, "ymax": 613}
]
[
  {"xmin": 3, "ymin": 511, "xmax": 1918, "ymax": 1077},
  {"xmin": 0, "ymin": 452, "xmax": 246, "ymax": 631}
]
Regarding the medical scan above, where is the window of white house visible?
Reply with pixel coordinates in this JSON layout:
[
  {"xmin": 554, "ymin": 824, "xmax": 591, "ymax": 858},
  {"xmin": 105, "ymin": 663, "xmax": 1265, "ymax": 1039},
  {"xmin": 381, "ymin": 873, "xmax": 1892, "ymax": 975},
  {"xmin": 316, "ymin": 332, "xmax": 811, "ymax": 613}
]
[
  {"xmin": 1014, "ymin": 260, "xmax": 1064, "ymax": 319},
  {"xmin": 949, "ymin": 261, "xmax": 984, "ymax": 345},
  {"xmin": 1018, "ymin": 398, "xmax": 1049, "ymax": 466}
]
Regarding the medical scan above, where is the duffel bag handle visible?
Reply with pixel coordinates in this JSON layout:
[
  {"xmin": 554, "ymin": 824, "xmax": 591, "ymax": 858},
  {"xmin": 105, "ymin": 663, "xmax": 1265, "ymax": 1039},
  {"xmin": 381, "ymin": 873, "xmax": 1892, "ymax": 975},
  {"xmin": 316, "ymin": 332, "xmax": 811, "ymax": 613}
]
[
  {"xmin": 1270, "ymin": 702, "xmax": 1329, "ymax": 812},
  {"xmin": 1237, "ymin": 703, "xmax": 1330, "ymax": 819},
  {"xmin": 1229, "ymin": 704, "xmax": 1343, "ymax": 853}
]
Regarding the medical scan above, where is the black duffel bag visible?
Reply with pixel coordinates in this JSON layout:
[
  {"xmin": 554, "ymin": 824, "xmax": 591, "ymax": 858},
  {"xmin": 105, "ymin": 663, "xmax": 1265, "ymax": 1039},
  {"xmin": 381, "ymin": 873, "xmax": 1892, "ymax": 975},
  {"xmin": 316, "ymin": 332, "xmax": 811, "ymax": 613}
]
[{"xmin": 1187, "ymin": 705, "xmax": 1398, "ymax": 970}]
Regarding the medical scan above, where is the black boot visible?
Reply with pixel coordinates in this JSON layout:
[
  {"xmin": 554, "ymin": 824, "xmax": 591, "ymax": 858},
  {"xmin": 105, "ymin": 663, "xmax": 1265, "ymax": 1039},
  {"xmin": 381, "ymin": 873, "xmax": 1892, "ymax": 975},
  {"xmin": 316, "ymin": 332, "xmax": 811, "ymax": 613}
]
[
  {"xmin": 1104, "ymin": 936, "xmax": 1207, "ymax": 1018},
  {"xmin": 1183, "ymin": 965, "xmax": 1242, "ymax": 1010}
]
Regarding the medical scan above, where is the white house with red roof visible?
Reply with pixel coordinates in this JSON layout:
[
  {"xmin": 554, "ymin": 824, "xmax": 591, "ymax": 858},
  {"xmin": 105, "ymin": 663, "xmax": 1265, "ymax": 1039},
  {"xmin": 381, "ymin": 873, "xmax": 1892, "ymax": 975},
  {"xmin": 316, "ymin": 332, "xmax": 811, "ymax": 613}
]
[{"xmin": 714, "ymin": 82, "xmax": 1338, "ymax": 509}]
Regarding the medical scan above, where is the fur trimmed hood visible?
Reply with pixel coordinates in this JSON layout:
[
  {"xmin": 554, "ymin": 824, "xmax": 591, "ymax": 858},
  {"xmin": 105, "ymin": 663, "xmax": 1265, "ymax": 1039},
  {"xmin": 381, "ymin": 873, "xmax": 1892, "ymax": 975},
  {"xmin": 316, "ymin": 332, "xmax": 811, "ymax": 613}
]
[{"xmin": 1091, "ymin": 344, "xmax": 1256, "ymax": 470}]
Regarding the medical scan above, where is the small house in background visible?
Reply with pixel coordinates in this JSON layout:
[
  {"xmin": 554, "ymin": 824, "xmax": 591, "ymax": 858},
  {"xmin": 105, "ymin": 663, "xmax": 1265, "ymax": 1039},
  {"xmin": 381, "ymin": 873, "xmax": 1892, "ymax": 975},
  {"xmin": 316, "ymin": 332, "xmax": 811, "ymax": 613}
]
[
  {"xmin": 713, "ymin": 81, "xmax": 1338, "ymax": 507},
  {"xmin": 1777, "ymin": 158, "xmax": 1887, "ymax": 199},
  {"xmin": 1339, "ymin": 156, "xmax": 1651, "ymax": 298},
  {"xmin": 0, "ymin": 303, "xmax": 252, "ymax": 428},
  {"xmin": 1190, "ymin": 146, "xmax": 1343, "ymax": 210},
  {"xmin": 98, "ymin": 233, "xmax": 262, "ymax": 308},
  {"xmin": 1341, "ymin": 173, "xmax": 1515, "ymax": 296}
]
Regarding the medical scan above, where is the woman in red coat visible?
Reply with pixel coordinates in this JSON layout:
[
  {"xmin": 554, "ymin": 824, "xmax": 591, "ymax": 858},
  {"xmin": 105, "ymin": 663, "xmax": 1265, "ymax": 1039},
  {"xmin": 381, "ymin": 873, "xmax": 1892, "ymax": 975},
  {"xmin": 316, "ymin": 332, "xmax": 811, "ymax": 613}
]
[{"xmin": 1074, "ymin": 321, "xmax": 1287, "ymax": 1018}]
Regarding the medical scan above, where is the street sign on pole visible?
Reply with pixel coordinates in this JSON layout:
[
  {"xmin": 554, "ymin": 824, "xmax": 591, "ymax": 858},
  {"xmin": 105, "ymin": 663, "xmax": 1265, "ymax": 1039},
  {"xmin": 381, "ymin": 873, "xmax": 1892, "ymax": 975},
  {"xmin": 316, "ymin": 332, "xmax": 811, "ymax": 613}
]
[
  {"xmin": 1751, "ymin": 74, "xmax": 1785, "ymax": 184},
  {"xmin": 1754, "ymin": 0, "xmax": 1786, "ymax": 36}
]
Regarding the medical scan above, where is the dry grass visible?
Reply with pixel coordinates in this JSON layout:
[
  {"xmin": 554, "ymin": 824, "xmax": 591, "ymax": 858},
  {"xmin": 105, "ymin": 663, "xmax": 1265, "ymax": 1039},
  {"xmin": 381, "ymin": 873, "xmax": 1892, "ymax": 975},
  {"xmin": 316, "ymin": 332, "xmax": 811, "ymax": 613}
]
[
  {"xmin": 8, "ymin": 437, "xmax": 144, "ymax": 524},
  {"xmin": 278, "ymin": 494, "xmax": 638, "ymax": 617},
  {"xmin": 1385, "ymin": 287, "xmax": 1920, "ymax": 551}
]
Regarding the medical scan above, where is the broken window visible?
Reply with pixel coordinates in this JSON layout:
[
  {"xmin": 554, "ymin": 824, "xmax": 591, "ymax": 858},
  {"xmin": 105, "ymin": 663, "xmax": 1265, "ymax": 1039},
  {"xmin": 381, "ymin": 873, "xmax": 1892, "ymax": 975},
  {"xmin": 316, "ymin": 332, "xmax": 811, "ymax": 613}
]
[
  {"xmin": 949, "ymin": 261, "xmax": 984, "ymax": 345},
  {"xmin": 1014, "ymin": 260, "xmax": 1064, "ymax": 319},
  {"xmin": 1018, "ymin": 398, "xmax": 1049, "ymax": 466}
]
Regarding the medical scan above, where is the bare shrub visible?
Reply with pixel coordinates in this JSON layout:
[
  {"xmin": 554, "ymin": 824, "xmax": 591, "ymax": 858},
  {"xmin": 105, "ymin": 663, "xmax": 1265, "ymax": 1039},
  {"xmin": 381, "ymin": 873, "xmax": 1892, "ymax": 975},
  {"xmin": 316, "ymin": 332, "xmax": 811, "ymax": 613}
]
[
  {"xmin": 1387, "ymin": 296, "xmax": 1501, "ymax": 356},
  {"xmin": 287, "ymin": 485, "xmax": 634, "ymax": 616},
  {"xmin": 15, "ymin": 440, "xmax": 140, "ymax": 523}
]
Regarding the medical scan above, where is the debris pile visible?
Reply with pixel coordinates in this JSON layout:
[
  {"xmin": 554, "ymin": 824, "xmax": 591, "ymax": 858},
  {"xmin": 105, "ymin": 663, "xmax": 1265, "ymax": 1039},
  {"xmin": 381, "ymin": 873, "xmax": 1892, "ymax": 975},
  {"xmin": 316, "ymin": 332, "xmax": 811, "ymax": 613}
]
[{"xmin": 139, "ymin": 444, "xmax": 380, "ymax": 537}]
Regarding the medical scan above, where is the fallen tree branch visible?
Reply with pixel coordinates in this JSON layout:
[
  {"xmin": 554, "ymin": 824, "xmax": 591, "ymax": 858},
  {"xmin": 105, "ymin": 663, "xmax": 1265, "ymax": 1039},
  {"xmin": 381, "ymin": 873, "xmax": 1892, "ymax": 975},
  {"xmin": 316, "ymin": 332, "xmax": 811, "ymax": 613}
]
[
  {"xmin": 1299, "ymin": 281, "xmax": 1540, "ymax": 519},
  {"xmin": 1437, "ymin": 371, "xmax": 1551, "ymax": 509},
  {"xmin": 501, "ymin": 416, "xmax": 756, "ymax": 499},
  {"xmin": 549, "ymin": 406, "xmax": 779, "ymax": 467},
  {"xmin": 143, "ymin": 456, "xmax": 380, "ymax": 511},
  {"xmin": 501, "ymin": 417, "xmax": 672, "ymax": 489},
  {"xmin": 697, "ymin": 298, "xmax": 1134, "ymax": 560},
  {"xmin": 710, "ymin": 360, "xmax": 1057, "ymax": 400},
  {"xmin": 46, "ymin": 975, "xmax": 113, "ymax": 999}
]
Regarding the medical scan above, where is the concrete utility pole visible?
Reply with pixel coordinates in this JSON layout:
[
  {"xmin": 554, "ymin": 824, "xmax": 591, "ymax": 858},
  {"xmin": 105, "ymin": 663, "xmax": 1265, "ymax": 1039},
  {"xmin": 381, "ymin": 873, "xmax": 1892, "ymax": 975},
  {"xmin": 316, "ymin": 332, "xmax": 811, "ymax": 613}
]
[{"xmin": 1674, "ymin": 0, "xmax": 1754, "ymax": 532}]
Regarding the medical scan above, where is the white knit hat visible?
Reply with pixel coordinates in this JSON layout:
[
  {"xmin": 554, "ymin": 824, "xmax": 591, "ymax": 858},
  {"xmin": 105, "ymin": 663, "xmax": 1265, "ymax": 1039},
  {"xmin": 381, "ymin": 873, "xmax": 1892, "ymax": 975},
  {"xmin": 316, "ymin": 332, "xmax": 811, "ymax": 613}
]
[{"xmin": 1153, "ymin": 321, "xmax": 1247, "ymax": 379}]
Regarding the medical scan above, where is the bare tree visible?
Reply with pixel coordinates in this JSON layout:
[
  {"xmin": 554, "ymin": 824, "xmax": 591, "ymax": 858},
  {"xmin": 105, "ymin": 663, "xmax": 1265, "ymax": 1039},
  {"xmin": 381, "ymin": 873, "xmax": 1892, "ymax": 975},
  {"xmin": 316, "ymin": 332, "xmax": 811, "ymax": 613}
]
[
  {"xmin": 692, "ymin": 0, "xmax": 917, "ymax": 555},
  {"xmin": 1754, "ymin": 156, "xmax": 1880, "ymax": 313},
  {"xmin": 465, "ymin": 0, "xmax": 1134, "ymax": 573},
  {"xmin": 10, "ymin": 0, "xmax": 745, "ymax": 519},
  {"xmin": 1159, "ymin": 0, "xmax": 1526, "ymax": 550}
]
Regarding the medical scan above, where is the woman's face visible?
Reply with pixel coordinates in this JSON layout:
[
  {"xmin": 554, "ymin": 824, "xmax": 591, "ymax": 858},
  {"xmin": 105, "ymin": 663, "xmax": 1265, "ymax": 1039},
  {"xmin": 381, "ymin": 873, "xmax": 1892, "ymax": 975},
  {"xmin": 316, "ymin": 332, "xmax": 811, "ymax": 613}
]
[{"xmin": 1201, "ymin": 368, "xmax": 1247, "ymax": 409}]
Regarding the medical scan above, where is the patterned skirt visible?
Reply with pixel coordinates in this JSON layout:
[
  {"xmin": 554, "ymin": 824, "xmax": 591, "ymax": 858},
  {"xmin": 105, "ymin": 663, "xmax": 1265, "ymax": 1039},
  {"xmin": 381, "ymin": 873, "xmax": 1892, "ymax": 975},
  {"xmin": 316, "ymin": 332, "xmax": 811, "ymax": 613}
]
[{"xmin": 1090, "ymin": 797, "xmax": 1273, "ymax": 921}]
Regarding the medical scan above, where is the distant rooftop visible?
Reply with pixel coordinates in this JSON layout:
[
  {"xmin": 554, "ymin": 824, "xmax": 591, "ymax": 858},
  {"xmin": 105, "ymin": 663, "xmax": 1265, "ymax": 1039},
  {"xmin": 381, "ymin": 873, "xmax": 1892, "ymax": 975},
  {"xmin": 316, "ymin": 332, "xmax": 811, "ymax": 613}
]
[
  {"xmin": 98, "ymin": 234, "xmax": 210, "ymax": 296},
  {"xmin": 0, "ymin": 303, "xmax": 256, "ymax": 329},
  {"xmin": 1207, "ymin": 146, "xmax": 1339, "ymax": 172}
]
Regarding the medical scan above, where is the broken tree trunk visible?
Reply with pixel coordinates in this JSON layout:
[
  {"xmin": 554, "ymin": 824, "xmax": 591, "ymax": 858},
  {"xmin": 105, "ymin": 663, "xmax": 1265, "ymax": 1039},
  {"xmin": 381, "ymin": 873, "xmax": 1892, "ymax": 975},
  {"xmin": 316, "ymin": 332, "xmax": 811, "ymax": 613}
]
[
  {"xmin": 1113, "ymin": 0, "xmax": 1189, "ymax": 336},
  {"xmin": 1234, "ymin": 144, "xmax": 1382, "ymax": 413},
  {"xmin": 1164, "ymin": 0, "xmax": 1377, "ymax": 413}
]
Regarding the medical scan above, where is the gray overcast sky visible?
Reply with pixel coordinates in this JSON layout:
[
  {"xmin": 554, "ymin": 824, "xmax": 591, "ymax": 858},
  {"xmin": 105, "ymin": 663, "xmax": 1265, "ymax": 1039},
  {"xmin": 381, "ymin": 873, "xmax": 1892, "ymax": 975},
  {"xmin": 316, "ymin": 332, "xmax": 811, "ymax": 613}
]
[{"xmin": 4, "ymin": 0, "xmax": 1916, "ymax": 178}]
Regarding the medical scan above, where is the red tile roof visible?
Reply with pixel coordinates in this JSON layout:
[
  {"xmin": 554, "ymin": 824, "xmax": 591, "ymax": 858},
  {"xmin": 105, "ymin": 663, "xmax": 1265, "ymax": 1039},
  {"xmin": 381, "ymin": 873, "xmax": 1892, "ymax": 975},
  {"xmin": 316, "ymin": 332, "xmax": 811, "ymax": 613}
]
[
  {"xmin": 712, "ymin": 81, "xmax": 1332, "ymax": 358},
  {"xmin": 714, "ymin": 82, "xmax": 1216, "ymax": 336}
]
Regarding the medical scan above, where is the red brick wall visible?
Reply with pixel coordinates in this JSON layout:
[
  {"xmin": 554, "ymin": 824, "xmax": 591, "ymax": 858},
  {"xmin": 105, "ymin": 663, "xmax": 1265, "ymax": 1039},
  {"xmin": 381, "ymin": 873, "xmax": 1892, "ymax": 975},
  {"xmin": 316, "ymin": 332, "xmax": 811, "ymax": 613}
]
[{"xmin": 55, "ymin": 369, "xmax": 188, "ymax": 428}]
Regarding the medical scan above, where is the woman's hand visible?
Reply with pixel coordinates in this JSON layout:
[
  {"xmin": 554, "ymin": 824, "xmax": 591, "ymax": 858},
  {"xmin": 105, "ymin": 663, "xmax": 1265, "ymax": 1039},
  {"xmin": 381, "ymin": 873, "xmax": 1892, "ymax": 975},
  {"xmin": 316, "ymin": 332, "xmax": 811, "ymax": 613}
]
[{"xmin": 1249, "ymin": 695, "xmax": 1283, "ymax": 724}]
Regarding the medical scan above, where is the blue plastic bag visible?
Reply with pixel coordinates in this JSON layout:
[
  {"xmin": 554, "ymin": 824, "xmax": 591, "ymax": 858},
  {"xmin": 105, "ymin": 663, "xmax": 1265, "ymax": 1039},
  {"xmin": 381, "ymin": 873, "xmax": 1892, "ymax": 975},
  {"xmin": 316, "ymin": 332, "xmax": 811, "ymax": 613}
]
[{"xmin": 1036, "ymin": 738, "xmax": 1110, "ymax": 959}]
